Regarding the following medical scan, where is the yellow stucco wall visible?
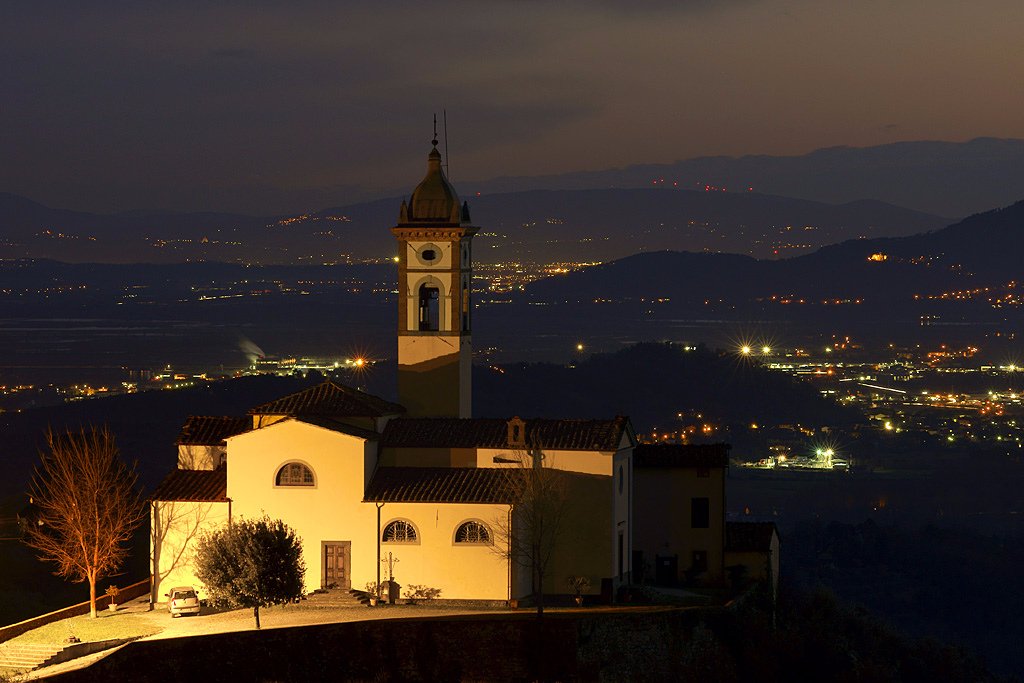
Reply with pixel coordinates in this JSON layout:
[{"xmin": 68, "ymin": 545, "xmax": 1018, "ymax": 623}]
[
  {"xmin": 226, "ymin": 419, "xmax": 380, "ymax": 595},
  {"xmin": 477, "ymin": 448, "xmax": 616, "ymax": 476},
  {"xmin": 376, "ymin": 502, "xmax": 511, "ymax": 601},
  {"xmin": 176, "ymin": 444, "xmax": 224, "ymax": 470},
  {"xmin": 151, "ymin": 500, "xmax": 229, "ymax": 603},
  {"xmin": 544, "ymin": 474, "xmax": 614, "ymax": 597}
]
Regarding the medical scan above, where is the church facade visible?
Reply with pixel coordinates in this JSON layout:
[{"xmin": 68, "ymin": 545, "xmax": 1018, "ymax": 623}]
[{"xmin": 151, "ymin": 141, "xmax": 637, "ymax": 604}]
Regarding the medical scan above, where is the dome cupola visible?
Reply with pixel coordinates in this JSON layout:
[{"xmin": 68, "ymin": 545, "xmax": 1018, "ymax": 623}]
[{"xmin": 399, "ymin": 140, "xmax": 469, "ymax": 224}]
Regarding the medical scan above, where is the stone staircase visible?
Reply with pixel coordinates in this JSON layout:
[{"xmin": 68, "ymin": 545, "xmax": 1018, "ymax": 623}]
[
  {"xmin": 302, "ymin": 587, "xmax": 369, "ymax": 608},
  {"xmin": 0, "ymin": 642, "xmax": 66, "ymax": 673}
]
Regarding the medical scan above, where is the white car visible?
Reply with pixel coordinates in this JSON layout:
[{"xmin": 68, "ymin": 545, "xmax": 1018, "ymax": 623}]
[{"xmin": 166, "ymin": 586, "xmax": 201, "ymax": 617}]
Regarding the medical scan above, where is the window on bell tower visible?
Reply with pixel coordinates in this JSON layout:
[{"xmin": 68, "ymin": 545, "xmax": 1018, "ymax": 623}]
[{"xmin": 418, "ymin": 284, "xmax": 439, "ymax": 331}]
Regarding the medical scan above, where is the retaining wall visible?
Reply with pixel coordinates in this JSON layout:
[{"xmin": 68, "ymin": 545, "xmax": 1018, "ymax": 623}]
[
  {"xmin": 40, "ymin": 607, "xmax": 722, "ymax": 682},
  {"xmin": 0, "ymin": 578, "xmax": 150, "ymax": 644}
]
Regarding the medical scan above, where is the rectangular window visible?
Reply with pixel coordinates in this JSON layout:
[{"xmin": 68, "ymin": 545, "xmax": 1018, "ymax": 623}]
[{"xmin": 691, "ymin": 497, "xmax": 710, "ymax": 528}]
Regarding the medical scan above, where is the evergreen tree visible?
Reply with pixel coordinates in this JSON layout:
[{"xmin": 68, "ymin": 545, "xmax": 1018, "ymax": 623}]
[{"xmin": 195, "ymin": 515, "xmax": 305, "ymax": 628}]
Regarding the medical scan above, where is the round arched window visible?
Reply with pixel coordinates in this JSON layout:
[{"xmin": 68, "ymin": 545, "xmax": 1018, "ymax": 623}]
[
  {"xmin": 276, "ymin": 462, "xmax": 314, "ymax": 487},
  {"xmin": 382, "ymin": 520, "xmax": 418, "ymax": 543},
  {"xmin": 454, "ymin": 520, "xmax": 491, "ymax": 545}
]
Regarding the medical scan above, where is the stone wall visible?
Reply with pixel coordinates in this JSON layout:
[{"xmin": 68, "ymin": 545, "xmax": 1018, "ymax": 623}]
[
  {"xmin": 0, "ymin": 578, "xmax": 150, "ymax": 644},
  {"xmin": 41, "ymin": 608, "xmax": 721, "ymax": 682}
]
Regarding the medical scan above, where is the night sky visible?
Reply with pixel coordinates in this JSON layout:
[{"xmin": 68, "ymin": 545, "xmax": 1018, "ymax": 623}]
[{"xmin": 3, "ymin": 1, "xmax": 1023, "ymax": 215}]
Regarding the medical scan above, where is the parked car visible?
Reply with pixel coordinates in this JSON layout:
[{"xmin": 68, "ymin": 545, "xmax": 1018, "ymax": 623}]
[{"xmin": 166, "ymin": 586, "xmax": 201, "ymax": 617}]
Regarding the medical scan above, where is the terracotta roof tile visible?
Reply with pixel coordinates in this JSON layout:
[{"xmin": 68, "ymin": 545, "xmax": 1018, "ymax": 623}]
[
  {"xmin": 381, "ymin": 416, "xmax": 630, "ymax": 451},
  {"xmin": 293, "ymin": 416, "xmax": 380, "ymax": 441},
  {"xmin": 249, "ymin": 381, "xmax": 405, "ymax": 418},
  {"xmin": 151, "ymin": 466, "xmax": 227, "ymax": 502},
  {"xmin": 364, "ymin": 467, "xmax": 522, "ymax": 504},
  {"xmin": 176, "ymin": 416, "xmax": 250, "ymax": 446},
  {"xmin": 726, "ymin": 521, "xmax": 779, "ymax": 552},
  {"xmin": 634, "ymin": 443, "xmax": 730, "ymax": 469}
]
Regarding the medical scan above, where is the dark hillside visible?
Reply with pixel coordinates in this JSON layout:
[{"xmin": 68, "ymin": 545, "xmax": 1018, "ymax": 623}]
[
  {"xmin": 0, "ymin": 374, "xmax": 321, "ymax": 508},
  {"xmin": 526, "ymin": 198, "xmax": 1024, "ymax": 304},
  {"xmin": 475, "ymin": 343, "xmax": 858, "ymax": 432}
]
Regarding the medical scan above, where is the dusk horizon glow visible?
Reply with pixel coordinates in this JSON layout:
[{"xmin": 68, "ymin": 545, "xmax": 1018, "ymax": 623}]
[{"xmin": 3, "ymin": 1, "xmax": 1023, "ymax": 215}]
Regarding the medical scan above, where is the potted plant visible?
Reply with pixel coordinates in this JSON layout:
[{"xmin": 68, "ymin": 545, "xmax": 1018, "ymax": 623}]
[
  {"xmin": 106, "ymin": 585, "xmax": 121, "ymax": 611},
  {"xmin": 365, "ymin": 581, "xmax": 381, "ymax": 606},
  {"xmin": 566, "ymin": 575, "xmax": 590, "ymax": 606}
]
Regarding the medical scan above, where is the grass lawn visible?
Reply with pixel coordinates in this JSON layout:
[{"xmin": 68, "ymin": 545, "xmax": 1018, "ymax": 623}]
[{"xmin": 7, "ymin": 611, "xmax": 162, "ymax": 646}]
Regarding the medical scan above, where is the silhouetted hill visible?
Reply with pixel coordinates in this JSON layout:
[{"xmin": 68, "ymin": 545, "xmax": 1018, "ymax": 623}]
[
  {"xmin": 526, "ymin": 199, "xmax": 1024, "ymax": 304},
  {"xmin": 0, "ymin": 187, "xmax": 947, "ymax": 264},
  {"xmin": 464, "ymin": 137, "xmax": 1024, "ymax": 218}
]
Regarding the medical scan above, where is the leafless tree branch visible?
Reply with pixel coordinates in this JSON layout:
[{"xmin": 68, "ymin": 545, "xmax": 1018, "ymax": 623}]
[{"xmin": 24, "ymin": 426, "xmax": 145, "ymax": 618}]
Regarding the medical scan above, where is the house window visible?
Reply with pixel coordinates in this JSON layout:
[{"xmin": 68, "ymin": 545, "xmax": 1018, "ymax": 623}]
[
  {"xmin": 691, "ymin": 497, "xmax": 710, "ymax": 528},
  {"xmin": 275, "ymin": 462, "xmax": 314, "ymax": 487},
  {"xmin": 454, "ymin": 520, "xmax": 491, "ymax": 544},
  {"xmin": 382, "ymin": 520, "xmax": 418, "ymax": 543},
  {"xmin": 418, "ymin": 284, "xmax": 439, "ymax": 331}
]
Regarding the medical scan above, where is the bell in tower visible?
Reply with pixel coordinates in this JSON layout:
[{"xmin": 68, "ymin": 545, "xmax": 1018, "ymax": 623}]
[{"xmin": 391, "ymin": 135, "xmax": 477, "ymax": 418}]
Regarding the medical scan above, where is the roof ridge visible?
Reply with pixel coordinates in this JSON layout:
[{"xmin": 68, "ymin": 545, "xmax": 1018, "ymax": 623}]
[{"xmin": 248, "ymin": 379, "xmax": 405, "ymax": 417}]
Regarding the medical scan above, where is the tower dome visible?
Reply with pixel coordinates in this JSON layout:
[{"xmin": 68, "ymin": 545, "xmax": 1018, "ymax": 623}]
[{"xmin": 401, "ymin": 143, "xmax": 467, "ymax": 224}]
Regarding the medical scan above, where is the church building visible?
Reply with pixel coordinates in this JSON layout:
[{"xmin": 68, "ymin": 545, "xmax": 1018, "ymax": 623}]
[
  {"xmin": 150, "ymin": 137, "xmax": 774, "ymax": 606},
  {"xmin": 151, "ymin": 138, "xmax": 637, "ymax": 605}
]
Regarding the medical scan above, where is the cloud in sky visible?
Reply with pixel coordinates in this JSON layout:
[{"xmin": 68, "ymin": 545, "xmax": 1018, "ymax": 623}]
[{"xmin": 1, "ymin": 0, "xmax": 1022, "ymax": 213}]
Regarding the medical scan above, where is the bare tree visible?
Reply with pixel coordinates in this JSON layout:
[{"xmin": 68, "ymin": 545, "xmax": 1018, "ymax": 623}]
[
  {"xmin": 25, "ymin": 427, "xmax": 145, "ymax": 618},
  {"xmin": 493, "ymin": 443, "xmax": 570, "ymax": 617}
]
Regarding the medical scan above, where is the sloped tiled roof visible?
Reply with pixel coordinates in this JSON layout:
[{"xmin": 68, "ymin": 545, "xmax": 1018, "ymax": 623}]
[
  {"xmin": 726, "ymin": 521, "xmax": 779, "ymax": 552},
  {"xmin": 248, "ymin": 381, "xmax": 405, "ymax": 418},
  {"xmin": 151, "ymin": 466, "xmax": 227, "ymax": 502},
  {"xmin": 634, "ymin": 443, "xmax": 730, "ymax": 469},
  {"xmin": 176, "ymin": 415, "xmax": 250, "ymax": 446},
  {"xmin": 293, "ymin": 415, "xmax": 380, "ymax": 441},
  {"xmin": 364, "ymin": 467, "xmax": 522, "ymax": 504},
  {"xmin": 381, "ymin": 416, "xmax": 629, "ymax": 451}
]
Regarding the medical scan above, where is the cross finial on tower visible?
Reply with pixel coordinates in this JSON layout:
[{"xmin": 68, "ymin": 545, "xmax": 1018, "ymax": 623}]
[{"xmin": 432, "ymin": 114, "xmax": 438, "ymax": 147}]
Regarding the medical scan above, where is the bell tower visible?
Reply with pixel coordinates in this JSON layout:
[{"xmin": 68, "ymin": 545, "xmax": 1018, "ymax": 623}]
[{"xmin": 392, "ymin": 135, "xmax": 477, "ymax": 418}]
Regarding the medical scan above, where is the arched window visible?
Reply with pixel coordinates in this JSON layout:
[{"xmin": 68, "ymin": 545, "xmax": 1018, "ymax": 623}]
[
  {"xmin": 275, "ymin": 462, "xmax": 315, "ymax": 487},
  {"xmin": 382, "ymin": 519, "xmax": 418, "ymax": 543},
  {"xmin": 454, "ymin": 520, "xmax": 491, "ymax": 545},
  {"xmin": 418, "ymin": 284, "xmax": 439, "ymax": 331}
]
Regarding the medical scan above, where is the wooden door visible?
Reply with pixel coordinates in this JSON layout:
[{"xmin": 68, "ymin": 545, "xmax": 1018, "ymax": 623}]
[{"xmin": 322, "ymin": 541, "xmax": 351, "ymax": 589}]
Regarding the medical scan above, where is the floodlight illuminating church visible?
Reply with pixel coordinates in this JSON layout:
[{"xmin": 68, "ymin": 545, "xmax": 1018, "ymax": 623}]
[{"xmin": 150, "ymin": 138, "xmax": 760, "ymax": 606}]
